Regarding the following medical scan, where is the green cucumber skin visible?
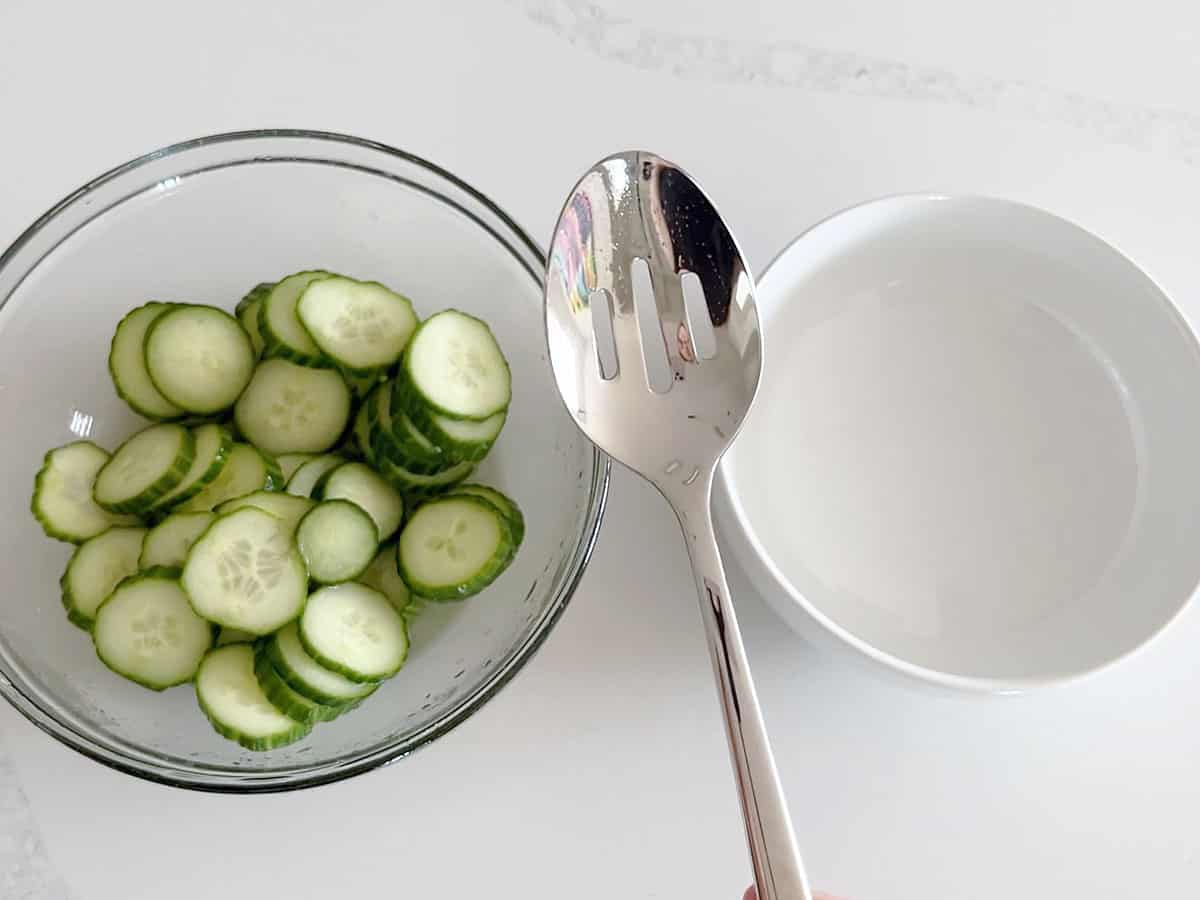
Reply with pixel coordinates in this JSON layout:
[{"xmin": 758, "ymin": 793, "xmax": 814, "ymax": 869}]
[
  {"xmin": 375, "ymin": 454, "xmax": 474, "ymax": 502},
  {"xmin": 257, "ymin": 270, "xmax": 334, "ymax": 369},
  {"xmin": 94, "ymin": 426, "xmax": 197, "ymax": 516},
  {"xmin": 238, "ymin": 296, "xmax": 267, "ymax": 359},
  {"xmin": 235, "ymin": 282, "xmax": 274, "ymax": 318},
  {"xmin": 261, "ymin": 634, "xmax": 377, "ymax": 706},
  {"xmin": 390, "ymin": 378, "xmax": 502, "ymax": 463},
  {"xmin": 417, "ymin": 410, "xmax": 504, "ymax": 463},
  {"xmin": 397, "ymin": 310, "xmax": 511, "ymax": 421},
  {"xmin": 199, "ymin": 707, "xmax": 311, "ymax": 752},
  {"xmin": 59, "ymin": 566, "xmax": 92, "ymax": 631},
  {"xmin": 350, "ymin": 401, "xmax": 375, "ymax": 466},
  {"xmin": 107, "ymin": 303, "xmax": 185, "ymax": 421},
  {"xmin": 253, "ymin": 649, "xmax": 348, "ymax": 725},
  {"xmin": 298, "ymin": 612, "xmax": 409, "ymax": 683},
  {"xmin": 194, "ymin": 645, "xmax": 313, "ymax": 751},
  {"xmin": 396, "ymin": 495, "xmax": 516, "ymax": 601},
  {"xmin": 372, "ymin": 384, "xmax": 447, "ymax": 474},
  {"xmin": 151, "ymin": 426, "xmax": 235, "ymax": 513}
]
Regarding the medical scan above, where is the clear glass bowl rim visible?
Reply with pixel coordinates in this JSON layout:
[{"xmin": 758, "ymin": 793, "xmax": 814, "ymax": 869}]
[{"xmin": 0, "ymin": 128, "xmax": 610, "ymax": 792}]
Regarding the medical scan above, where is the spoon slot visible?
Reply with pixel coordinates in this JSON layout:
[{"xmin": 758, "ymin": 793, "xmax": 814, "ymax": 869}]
[
  {"xmin": 631, "ymin": 257, "xmax": 674, "ymax": 394},
  {"xmin": 681, "ymin": 270, "xmax": 718, "ymax": 361},
  {"xmin": 588, "ymin": 288, "xmax": 619, "ymax": 380}
]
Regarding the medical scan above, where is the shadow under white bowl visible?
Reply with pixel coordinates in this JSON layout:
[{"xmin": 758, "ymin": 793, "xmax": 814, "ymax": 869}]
[{"xmin": 718, "ymin": 195, "xmax": 1200, "ymax": 691}]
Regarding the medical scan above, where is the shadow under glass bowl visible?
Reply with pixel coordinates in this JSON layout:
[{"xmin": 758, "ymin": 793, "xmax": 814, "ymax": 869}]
[{"xmin": 0, "ymin": 130, "xmax": 608, "ymax": 791}]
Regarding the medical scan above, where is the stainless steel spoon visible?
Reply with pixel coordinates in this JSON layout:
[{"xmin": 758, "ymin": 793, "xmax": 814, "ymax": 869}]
[{"xmin": 544, "ymin": 151, "xmax": 811, "ymax": 900}]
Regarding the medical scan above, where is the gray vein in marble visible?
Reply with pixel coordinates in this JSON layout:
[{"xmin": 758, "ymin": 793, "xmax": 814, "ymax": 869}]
[
  {"xmin": 521, "ymin": 0, "xmax": 1200, "ymax": 166},
  {"xmin": 0, "ymin": 736, "xmax": 73, "ymax": 900}
]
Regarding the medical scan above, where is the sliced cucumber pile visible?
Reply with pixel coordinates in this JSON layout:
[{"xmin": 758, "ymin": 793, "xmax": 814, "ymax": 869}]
[
  {"xmin": 196, "ymin": 643, "xmax": 312, "ymax": 751},
  {"xmin": 30, "ymin": 269, "xmax": 524, "ymax": 753}
]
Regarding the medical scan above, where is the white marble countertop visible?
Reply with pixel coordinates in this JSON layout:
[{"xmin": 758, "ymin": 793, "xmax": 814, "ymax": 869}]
[{"xmin": 4, "ymin": 2, "xmax": 1200, "ymax": 897}]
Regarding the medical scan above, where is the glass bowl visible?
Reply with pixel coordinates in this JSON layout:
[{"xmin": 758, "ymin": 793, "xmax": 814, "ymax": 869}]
[{"xmin": 0, "ymin": 130, "xmax": 608, "ymax": 791}]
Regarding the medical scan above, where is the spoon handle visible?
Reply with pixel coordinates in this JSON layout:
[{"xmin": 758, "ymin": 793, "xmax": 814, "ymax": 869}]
[{"xmin": 676, "ymin": 491, "xmax": 812, "ymax": 900}]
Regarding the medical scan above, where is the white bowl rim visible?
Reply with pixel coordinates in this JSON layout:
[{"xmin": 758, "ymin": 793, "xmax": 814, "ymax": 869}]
[{"xmin": 718, "ymin": 192, "xmax": 1200, "ymax": 693}]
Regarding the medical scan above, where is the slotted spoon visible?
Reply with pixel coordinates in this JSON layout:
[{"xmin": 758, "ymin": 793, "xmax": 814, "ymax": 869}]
[{"xmin": 545, "ymin": 151, "xmax": 811, "ymax": 900}]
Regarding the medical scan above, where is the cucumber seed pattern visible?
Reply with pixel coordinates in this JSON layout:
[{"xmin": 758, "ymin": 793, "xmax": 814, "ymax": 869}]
[
  {"xmin": 269, "ymin": 387, "xmax": 318, "ymax": 433},
  {"xmin": 131, "ymin": 609, "xmax": 183, "ymax": 653},
  {"xmin": 447, "ymin": 338, "xmax": 489, "ymax": 392},
  {"xmin": 217, "ymin": 536, "xmax": 286, "ymax": 604},
  {"xmin": 333, "ymin": 301, "xmax": 387, "ymax": 346},
  {"xmin": 425, "ymin": 516, "xmax": 470, "ymax": 560},
  {"xmin": 340, "ymin": 608, "xmax": 384, "ymax": 647}
]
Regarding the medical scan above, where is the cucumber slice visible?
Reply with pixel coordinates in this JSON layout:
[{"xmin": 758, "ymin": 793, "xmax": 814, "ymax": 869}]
[
  {"xmin": 352, "ymin": 400, "xmax": 376, "ymax": 466},
  {"xmin": 376, "ymin": 455, "xmax": 474, "ymax": 500},
  {"xmin": 149, "ymin": 424, "xmax": 234, "ymax": 512},
  {"xmin": 139, "ymin": 511, "xmax": 215, "ymax": 570},
  {"xmin": 372, "ymin": 383, "xmax": 445, "ymax": 474},
  {"xmin": 32, "ymin": 442, "xmax": 137, "ymax": 543},
  {"xmin": 259, "ymin": 270, "xmax": 332, "ymax": 366},
  {"xmin": 400, "ymin": 310, "xmax": 511, "ymax": 420},
  {"xmin": 449, "ymin": 484, "xmax": 525, "ymax": 546},
  {"xmin": 297, "ymin": 276, "xmax": 418, "ymax": 374},
  {"xmin": 195, "ymin": 644, "xmax": 312, "ymax": 751},
  {"xmin": 176, "ymin": 443, "xmax": 278, "ymax": 512},
  {"xmin": 312, "ymin": 462, "xmax": 404, "ymax": 542},
  {"xmin": 236, "ymin": 283, "xmax": 273, "ymax": 359},
  {"xmin": 144, "ymin": 305, "xmax": 256, "ymax": 414},
  {"xmin": 93, "ymin": 572, "xmax": 212, "ymax": 690},
  {"xmin": 276, "ymin": 453, "xmax": 315, "ymax": 482},
  {"xmin": 253, "ymin": 651, "xmax": 349, "ymax": 724},
  {"xmin": 93, "ymin": 423, "xmax": 195, "ymax": 515},
  {"xmin": 215, "ymin": 626, "xmax": 256, "ymax": 646},
  {"xmin": 421, "ymin": 409, "xmax": 505, "ymax": 462},
  {"xmin": 108, "ymin": 303, "xmax": 185, "ymax": 420},
  {"xmin": 181, "ymin": 507, "xmax": 308, "ymax": 634},
  {"xmin": 299, "ymin": 583, "xmax": 409, "ymax": 682},
  {"xmin": 358, "ymin": 543, "xmax": 412, "ymax": 612},
  {"xmin": 295, "ymin": 500, "xmax": 378, "ymax": 584},
  {"xmin": 263, "ymin": 622, "xmax": 378, "ymax": 705},
  {"xmin": 60, "ymin": 526, "xmax": 148, "ymax": 629},
  {"xmin": 234, "ymin": 358, "xmax": 351, "ymax": 455},
  {"xmin": 286, "ymin": 454, "xmax": 345, "ymax": 498},
  {"xmin": 397, "ymin": 495, "xmax": 514, "ymax": 600},
  {"xmin": 216, "ymin": 490, "xmax": 314, "ymax": 536}
]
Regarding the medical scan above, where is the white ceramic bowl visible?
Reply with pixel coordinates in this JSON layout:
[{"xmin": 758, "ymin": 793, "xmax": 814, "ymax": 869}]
[{"xmin": 718, "ymin": 195, "xmax": 1200, "ymax": 691}]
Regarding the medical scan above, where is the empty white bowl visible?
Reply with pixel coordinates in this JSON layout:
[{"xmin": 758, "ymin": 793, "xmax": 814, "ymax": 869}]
[{"xmin": 718, "ymin": 195, "xmax": 1200, "ymax": 691}]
